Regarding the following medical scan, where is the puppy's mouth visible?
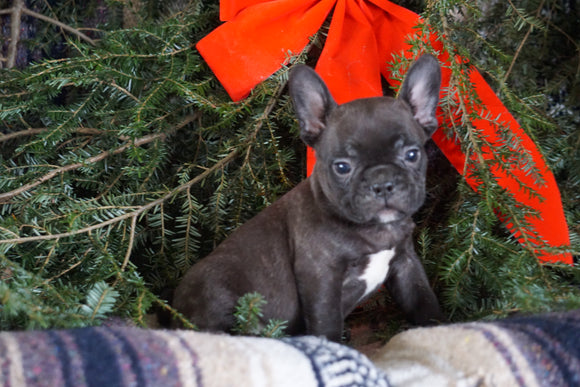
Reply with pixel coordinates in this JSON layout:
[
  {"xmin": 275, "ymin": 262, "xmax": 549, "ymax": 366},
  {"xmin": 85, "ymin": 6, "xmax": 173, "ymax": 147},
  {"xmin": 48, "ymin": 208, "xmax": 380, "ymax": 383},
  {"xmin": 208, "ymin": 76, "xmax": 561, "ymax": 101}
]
[
  {"xmin": 376, "ymin": 208, "xmax": 405, "ymax": 224},
  {"xmin": 349, "ymin": 194, "xmax": 411, "ymax": 225}
]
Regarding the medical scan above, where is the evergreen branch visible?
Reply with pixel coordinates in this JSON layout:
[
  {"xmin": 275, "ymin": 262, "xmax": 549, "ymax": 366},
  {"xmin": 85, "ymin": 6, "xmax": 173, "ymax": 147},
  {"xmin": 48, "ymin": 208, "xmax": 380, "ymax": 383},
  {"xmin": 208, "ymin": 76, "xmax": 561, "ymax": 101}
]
[
  {"xmin": 41, "ymin": 247, "xmax": 89, "ymax": 286},
  {"xmin": 14, "ymin": 44, "xmax": 194, "ymax": 88},
  {"xmin": 241, "ymin": 71, "xmax": 291, "ymax": 171},
  {"xmin": 0, "ymin": 131, "xmax": 166, "ymax": 204},
  {"xmin": 182, "ymin": 187, "xmax": 195, "ymax": 264},
  {"xmin": 0, "ymin": 226, "xmax": 19, "ymax": 238},
  {"xmin": 0, "ymin": 145, "xmax": 238, "ymax": 245},
  {"xmin": 0, "ymin": 71, "xmax": 287, "ymax": 245},
  {"xmin": 464, "ymin": 208, "xmax": 480, "ymax": 270},
  {"xmin": 46, "ymin": 93, "xmax": 96, "ymax": 143},
  {"xmin": 1, "ymin": 113, "xmax": 198, "ymax": 204},
  {"xmin": 136, "ymin": 78, "xmax": 168, "ymax": 122},
  {"xmin": 134, "ymin": 291, "xmax": 148, "ymax": 327},
  {"xmin": 424, "ymin": 10, "xmax": 546, "ymax": 262},
  {"xmin": 0, "ymin": 4, "xmax": 96, "ymax": 46},
  {"xmin": 446, "ymin": 61, "xmax": 542, "ymax": 258},
  {"xmin": 159, "ymin": 204, "xmax": 167, "ymax": 257},
  {"xmin": 155, "ymin": 297, "xmax": 196, "ymax": 329},
  {"xmin": 104, "ymin": 80, "xmax": 140, "ymax": 103},
  {"xmin": 38, "ymin": 238, "xmax": 60, "ymax": 273}
]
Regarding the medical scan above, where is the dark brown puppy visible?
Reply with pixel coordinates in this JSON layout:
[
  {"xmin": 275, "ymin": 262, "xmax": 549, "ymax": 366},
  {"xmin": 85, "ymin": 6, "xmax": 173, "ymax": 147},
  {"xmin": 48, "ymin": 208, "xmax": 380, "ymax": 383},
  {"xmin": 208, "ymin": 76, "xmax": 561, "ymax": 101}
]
[{"xmin": 173, "ymin": 55, "xmax": 444, "ymax": 341}]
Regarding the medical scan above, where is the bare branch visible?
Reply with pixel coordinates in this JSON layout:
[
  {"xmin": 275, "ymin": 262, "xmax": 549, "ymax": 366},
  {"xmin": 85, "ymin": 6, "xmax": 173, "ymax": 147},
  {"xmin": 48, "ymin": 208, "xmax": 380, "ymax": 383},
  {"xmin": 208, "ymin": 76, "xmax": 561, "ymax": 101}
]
[
  {"xmin": 0, "ymin": 128, "xmax": 49, "ymax": 142},
  {"xmin": 21, "ymin": 7, "xmax": 97, "ymax": 46},
  {"xmin": 0, "ymin": 128, "xmax": 127, "ymax": 144},
  {"xmin": 6, "ymin": 0, "xmax": 24, "ymax": 69}
]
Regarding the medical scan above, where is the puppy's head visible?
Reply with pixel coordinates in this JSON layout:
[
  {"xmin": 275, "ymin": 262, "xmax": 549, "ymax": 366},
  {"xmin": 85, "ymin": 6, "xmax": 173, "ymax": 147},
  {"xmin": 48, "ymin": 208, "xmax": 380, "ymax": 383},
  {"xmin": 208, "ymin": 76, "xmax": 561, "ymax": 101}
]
[{"xmin": 289, "ymin": 55, "xmax": 441, "ymax": 224}]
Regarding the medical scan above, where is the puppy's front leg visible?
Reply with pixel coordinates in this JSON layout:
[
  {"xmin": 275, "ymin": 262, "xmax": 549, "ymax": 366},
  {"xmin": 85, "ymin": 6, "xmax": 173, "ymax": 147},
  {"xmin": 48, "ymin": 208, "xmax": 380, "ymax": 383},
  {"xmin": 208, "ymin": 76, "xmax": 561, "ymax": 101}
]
[
  {"xmin": 385, "ymin": 238, "xmax": 444, "ymax": 325},
  {"xmin": 295, "ymin": 266, "xmax": 344, "ymax": 341}
]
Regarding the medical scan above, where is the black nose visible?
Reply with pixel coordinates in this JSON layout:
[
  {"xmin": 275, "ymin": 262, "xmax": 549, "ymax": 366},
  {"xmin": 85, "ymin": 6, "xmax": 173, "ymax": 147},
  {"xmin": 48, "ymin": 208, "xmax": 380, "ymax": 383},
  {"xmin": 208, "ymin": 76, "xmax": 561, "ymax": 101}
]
[{"xmin": 371, "ymin": 181, "xmax": 395, "ymax": 197}]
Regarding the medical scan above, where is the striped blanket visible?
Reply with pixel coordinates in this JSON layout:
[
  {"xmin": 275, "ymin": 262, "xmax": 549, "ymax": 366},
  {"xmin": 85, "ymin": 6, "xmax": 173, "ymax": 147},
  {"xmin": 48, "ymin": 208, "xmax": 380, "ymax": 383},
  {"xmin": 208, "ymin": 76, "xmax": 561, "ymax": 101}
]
[
  {"xmin": 373, "ymin": 309, "xmax": 580, "ymax": 386},
  {"xmin": 0, "ymin": 325, "xmax": 388, "ymax": 387},
  {"xmin": 0, "ymin": 309, "xmax": 578, "ymax": 386}
]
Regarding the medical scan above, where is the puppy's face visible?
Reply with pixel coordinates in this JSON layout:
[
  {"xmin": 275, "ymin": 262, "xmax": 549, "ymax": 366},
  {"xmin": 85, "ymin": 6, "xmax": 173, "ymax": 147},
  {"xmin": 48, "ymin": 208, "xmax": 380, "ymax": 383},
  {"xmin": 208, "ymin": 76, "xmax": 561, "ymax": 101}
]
[
  {"xmin": 315, "ymin": 97, "xmax": 430, "ymax": 224},
  {"xmin": 289, "ymin": 55, "xmax": 442, "ymax": 225}
]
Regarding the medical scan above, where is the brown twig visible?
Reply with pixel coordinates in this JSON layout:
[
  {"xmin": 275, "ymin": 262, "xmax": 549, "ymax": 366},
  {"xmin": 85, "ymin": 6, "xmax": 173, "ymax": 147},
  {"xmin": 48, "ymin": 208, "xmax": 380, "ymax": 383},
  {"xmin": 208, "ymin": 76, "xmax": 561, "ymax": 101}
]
[
  {"xmin": 21, "ymin": 7, "xmax": 96, "ymax": 46},
  {"xmin": 0, "ymin": 127, "xmax": 109, "ymax": 143},
  {"xmin": 6, "ymin": 0, "xmax": 24, "ymax": 69},
  {"xmin": 120, "ymin": 216, "xmax": 137, "ymax": 272}
]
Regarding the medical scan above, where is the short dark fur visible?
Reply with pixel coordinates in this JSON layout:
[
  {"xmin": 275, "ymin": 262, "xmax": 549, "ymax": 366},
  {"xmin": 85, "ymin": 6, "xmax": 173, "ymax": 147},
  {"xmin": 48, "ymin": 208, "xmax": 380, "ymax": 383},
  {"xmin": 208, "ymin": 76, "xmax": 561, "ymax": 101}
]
[{"xmin": 173, "ymin": 55, "xmax": 444, "ymax": 341}]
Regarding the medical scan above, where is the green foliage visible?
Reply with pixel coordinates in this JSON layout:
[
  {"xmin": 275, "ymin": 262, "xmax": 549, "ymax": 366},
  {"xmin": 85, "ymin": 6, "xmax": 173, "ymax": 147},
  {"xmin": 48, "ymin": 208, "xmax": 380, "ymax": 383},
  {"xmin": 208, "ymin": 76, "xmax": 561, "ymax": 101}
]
[
  {"xmin": 0, "ymin": 0, "xmax": 579, "ymax": 333},
  {"xmin": 0, "ymin": 2, "xmax": 301, "ymax": 329},
  {"xmin": 80, "ymin": 281, "xmax": 120, "ymax": 321},
  {"xmin": 233, "ymin": 292, "xmax": 287, "ymax": 338}
]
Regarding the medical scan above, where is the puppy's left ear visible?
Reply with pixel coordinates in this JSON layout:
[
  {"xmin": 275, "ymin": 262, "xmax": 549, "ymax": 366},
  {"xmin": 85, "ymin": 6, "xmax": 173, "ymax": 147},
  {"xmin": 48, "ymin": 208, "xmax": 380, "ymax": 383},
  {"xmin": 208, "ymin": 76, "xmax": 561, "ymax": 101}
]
[
  {"xmin": 398, "ymin": 54, "xmax": 442, "ymax": 137},
  {"xmin": 288, "ymin": 65, "xmax": 337, "ymax": 147}
]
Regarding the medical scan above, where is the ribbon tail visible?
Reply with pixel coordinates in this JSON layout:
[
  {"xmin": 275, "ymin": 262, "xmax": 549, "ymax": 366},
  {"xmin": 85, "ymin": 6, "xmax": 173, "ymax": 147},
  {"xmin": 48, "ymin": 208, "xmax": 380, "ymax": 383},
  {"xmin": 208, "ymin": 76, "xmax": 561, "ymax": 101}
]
[
  {"xmin": 457, "ymin": 69, "xmax": 572, "ymax": 264},
  {"xmin": 197, "ymin": 0, "xmax": 336, "ymax": 101}
]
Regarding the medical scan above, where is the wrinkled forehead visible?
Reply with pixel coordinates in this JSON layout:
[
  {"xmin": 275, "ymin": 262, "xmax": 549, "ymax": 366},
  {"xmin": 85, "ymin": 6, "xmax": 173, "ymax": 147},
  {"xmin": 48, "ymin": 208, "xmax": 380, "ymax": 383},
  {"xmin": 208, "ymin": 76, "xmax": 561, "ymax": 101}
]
[{"xmin": 324, "ymin": 97, "xmax": 426, "ymax": 156}]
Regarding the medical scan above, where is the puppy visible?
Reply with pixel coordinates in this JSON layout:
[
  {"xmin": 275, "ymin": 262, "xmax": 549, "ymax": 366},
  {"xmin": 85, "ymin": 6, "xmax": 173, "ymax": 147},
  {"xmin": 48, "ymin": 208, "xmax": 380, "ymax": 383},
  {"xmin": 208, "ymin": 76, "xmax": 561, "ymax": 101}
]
[{"xmin": 172, "ymin": 55, "xmax": 444, "ymax": 341}]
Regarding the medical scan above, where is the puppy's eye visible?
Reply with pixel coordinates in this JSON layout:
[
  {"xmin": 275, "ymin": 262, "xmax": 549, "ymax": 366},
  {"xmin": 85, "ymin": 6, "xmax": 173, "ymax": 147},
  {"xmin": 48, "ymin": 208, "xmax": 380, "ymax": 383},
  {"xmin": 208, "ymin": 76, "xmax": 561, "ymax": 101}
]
[
  {"xmin": 334, "ymin": 161, "xmax": 352, "ymax": 175},
  {"xmin": 405, "ymin": 148, "xmax": 420, "ymax": 163}
]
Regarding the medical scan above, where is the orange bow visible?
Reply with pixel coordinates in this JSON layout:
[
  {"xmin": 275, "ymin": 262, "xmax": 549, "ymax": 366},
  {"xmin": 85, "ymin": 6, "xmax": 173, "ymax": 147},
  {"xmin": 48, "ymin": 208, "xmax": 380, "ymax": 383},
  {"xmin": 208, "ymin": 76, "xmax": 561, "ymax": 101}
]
[{"xmin": 197, "ymin": 0, "xmax": 572, "ymax": 264}]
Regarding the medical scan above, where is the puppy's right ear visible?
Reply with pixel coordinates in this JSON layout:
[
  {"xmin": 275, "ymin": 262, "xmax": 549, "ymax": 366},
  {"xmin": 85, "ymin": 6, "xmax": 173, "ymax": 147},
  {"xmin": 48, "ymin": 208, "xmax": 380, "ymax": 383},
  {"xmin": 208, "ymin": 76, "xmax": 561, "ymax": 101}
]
[
  {"xmin": 288, "ymin": 65, "xmax": 337, "ymax": 147},
  {"xmin": 398, "ymin": 54, "xmax": 441, "ymax": 137}
]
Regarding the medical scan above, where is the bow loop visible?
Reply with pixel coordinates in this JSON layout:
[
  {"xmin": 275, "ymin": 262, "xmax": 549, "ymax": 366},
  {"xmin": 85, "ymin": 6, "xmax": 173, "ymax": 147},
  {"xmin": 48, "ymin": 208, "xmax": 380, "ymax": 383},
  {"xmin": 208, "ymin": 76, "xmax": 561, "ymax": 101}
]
[{"xmin": 198, "ymin": 0, "xmax": 336, "ymax": 101}]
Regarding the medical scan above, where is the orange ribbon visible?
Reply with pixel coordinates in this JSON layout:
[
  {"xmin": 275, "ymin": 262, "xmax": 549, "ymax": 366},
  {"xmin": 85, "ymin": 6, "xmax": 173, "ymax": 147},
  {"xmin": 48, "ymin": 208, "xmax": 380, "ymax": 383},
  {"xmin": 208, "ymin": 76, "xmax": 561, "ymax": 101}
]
[{"xmin": 197, "ymin": 0, "xmax": 572, "ymax": 264}]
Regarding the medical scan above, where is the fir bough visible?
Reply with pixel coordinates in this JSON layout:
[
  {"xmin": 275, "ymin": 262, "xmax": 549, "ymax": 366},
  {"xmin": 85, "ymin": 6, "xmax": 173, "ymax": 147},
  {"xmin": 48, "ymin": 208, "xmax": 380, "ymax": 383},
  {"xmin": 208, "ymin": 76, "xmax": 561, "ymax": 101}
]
[
  {"xmin": 233, "ymin": 292, "xmax": 287, "ymax": 338},
  {"xmin": 0, "ymin": 3, "xmax": 300, "ymax": 329}
]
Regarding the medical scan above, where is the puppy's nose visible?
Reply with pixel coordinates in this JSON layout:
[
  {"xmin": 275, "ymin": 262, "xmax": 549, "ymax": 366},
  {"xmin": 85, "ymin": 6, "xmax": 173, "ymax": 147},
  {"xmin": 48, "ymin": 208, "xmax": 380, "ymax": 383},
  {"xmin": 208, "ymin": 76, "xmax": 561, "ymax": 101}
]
[{"xmin": 371, "ymin": 181, "xmax": 395, "ymax": 197}]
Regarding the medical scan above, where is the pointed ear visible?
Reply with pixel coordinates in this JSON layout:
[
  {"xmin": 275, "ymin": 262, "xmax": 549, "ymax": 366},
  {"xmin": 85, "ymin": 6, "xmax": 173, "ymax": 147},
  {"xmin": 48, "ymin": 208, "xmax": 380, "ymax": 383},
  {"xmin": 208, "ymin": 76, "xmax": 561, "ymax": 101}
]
[
  {"xmin": 288, "ymin": 65, "xmax": 337, "ymax": 147},
  {"xmin": 398, "ymin": 55, "xmax": 442, "ymax": 137}
]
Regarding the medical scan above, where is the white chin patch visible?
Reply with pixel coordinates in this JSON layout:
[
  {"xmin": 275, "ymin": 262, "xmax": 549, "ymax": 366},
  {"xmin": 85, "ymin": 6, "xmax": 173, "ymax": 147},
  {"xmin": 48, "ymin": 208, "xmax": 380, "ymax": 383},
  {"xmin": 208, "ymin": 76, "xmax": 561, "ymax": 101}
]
[
  {"xmin": 377, "ymin": 209, "xmax": 401, "ymax": 223},
  {"xmin": 360, "ymin": 248, "xmax": 396, "ymax": 299}
]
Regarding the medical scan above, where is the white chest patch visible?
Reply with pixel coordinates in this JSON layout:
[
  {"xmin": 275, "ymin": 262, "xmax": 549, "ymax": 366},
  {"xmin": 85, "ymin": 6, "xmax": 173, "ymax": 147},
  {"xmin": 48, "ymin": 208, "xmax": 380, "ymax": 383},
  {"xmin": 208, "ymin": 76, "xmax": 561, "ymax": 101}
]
[{"xmin": 360, "ymin": 248, "xmax": 395, "ymax": 298}]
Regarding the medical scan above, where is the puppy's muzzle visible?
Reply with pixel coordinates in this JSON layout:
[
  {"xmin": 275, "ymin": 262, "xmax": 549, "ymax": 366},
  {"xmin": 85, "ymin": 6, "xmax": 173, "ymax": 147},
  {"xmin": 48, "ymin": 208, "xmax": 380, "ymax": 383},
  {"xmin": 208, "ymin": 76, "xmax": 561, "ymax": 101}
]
[{"xmin": 366, "ymin": 166, "xmax": 403, "ymax": 199}]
